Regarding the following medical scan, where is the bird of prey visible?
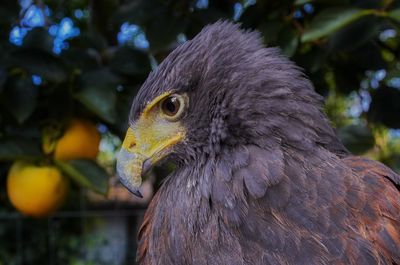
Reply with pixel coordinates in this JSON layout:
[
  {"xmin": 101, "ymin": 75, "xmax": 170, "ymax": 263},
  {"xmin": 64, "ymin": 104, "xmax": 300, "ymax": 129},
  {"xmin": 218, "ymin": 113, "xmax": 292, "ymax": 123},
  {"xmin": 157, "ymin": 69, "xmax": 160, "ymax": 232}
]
[{"xmin": 117, "ymin": 21, "xmax": 400, "ymax": 265}]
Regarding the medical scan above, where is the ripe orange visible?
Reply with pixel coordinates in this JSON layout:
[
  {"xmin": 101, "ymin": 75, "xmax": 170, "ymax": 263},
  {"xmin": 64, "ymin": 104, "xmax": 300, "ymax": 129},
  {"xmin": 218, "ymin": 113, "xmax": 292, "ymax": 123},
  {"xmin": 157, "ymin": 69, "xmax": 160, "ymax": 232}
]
[
  {"xmin": 7, "ymin": 161, "xmax": 69, "ymax": 217},
  {"xmin": 54, "ymin": 119, "xmax": 101, "ymax": 161}
]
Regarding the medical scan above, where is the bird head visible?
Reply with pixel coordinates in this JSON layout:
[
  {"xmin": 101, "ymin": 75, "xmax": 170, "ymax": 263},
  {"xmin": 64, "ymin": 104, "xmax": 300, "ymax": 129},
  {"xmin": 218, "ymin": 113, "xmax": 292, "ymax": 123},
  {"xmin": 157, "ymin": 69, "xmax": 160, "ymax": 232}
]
[{"xmin": 117, "ymin": 21, "xmax": 345, "ymax": 197}]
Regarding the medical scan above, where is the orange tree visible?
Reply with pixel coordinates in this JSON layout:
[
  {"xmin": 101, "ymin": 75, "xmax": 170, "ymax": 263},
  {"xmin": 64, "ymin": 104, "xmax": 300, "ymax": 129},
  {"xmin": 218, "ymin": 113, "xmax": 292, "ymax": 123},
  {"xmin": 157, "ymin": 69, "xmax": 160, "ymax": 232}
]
[
  {"xmin": 0, "ymin": 0, "xmax": 400, "ymax": 263},
  {"xmin": 0, "ymin": 0, "xmax": 400, "ymax": 211}
]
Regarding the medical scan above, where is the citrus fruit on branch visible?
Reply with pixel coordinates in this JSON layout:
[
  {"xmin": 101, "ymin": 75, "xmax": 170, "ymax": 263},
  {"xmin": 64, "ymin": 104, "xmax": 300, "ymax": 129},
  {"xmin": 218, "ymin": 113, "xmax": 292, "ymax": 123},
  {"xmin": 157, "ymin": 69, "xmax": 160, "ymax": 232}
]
[
  {"xmin": 53, "ymin": 119, "xmax": 101, "ymax": 161},
  {"xmin": 7, "ymin": 161, "xmax": 69, "ymax": 218}
]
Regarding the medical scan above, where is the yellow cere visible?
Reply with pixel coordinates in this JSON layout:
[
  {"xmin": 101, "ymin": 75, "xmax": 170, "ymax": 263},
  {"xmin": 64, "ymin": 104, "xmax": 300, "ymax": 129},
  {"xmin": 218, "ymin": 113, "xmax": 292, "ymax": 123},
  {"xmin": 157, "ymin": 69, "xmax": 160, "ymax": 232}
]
[
  {"xmin": 118, "ymin": 91, "xmax": 187, "ymax": 193},
  {"xmin": 121, "ymin": 91, "xmax": 186, "ymax": 161},
  {"xmin": 121, "ymin": 128, "xmax": 136, "ymax": 150}
]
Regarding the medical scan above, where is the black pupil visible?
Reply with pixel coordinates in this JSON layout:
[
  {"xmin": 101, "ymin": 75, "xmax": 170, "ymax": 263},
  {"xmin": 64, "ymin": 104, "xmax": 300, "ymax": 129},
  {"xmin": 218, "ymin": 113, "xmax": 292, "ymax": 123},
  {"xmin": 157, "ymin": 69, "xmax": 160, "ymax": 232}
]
[{"xmin": 163, "ymin": 97, "xmax": 179, "ymax": 115}]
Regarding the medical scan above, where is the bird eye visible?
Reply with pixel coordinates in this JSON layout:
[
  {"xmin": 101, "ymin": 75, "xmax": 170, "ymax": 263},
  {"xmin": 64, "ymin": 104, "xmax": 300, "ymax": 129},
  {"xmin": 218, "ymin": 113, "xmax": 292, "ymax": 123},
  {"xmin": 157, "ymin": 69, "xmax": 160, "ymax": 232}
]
[
  {"xmin": 162, "ymin": 96, "xmax": 180, "ymax": 116},
  {"xmin": 160, "ymin": 94, "xmax": 186, "ymax": 121}
]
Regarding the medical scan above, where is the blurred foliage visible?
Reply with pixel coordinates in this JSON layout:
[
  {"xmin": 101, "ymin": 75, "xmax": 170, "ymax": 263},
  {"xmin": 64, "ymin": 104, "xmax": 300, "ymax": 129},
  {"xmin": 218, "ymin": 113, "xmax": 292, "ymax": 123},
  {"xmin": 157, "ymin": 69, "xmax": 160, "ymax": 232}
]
[
  {"xmin": 0, "ymin": 0, "xmax": 399, "ymax": 207},
  {"xmin": 1, "ymin": 0, "xmax": 400, "ymax": 263}
]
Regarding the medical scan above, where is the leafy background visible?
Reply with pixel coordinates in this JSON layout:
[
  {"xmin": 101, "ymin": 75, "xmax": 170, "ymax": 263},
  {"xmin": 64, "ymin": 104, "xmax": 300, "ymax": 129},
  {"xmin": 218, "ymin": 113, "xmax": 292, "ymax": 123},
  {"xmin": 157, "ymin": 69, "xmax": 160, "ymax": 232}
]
[{"xmin": 0, "ymin": 0, "xmax": 400, "ymax": 264}]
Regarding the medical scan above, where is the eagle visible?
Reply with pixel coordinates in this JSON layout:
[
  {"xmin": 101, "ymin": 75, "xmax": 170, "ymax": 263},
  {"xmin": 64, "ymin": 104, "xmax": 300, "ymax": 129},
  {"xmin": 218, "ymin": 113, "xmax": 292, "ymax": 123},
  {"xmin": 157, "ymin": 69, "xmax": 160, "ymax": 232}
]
[{"xmin": 116, "ymin": 21, "xmax": 400, "ymax": 265}]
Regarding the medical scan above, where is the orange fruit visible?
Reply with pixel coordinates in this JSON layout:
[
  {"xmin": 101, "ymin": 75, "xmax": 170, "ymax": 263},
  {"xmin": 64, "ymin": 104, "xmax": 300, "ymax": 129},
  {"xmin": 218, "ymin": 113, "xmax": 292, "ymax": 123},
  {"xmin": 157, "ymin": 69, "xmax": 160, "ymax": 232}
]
[
  {"xmin": 7, "ymin": 161, "xmax": 69, "ymax": 218},
  {"xmin": 54, "ymin": 119, "xmax": 101, "ymax": 161}
]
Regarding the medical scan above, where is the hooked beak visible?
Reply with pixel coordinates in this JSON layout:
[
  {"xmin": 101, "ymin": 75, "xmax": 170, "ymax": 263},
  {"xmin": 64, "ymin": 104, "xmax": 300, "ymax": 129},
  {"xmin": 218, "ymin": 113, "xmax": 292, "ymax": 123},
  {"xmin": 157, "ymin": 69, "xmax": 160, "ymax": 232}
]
[
  {"xmin": 117, "ymin": 126, "xmax": 184, "ymax": 198},
  {"xmin": 116, "ymin": 147, "xmax": 148, "ymax": 198}
]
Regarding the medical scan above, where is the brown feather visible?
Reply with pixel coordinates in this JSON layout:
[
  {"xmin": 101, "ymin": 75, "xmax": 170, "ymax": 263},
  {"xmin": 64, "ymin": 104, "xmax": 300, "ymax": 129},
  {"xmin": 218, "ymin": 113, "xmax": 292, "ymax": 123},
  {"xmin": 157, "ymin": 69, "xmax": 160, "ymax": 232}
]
[{"xmin": 131, "ymin": 22, "xmax": 400, "ymax": 265}]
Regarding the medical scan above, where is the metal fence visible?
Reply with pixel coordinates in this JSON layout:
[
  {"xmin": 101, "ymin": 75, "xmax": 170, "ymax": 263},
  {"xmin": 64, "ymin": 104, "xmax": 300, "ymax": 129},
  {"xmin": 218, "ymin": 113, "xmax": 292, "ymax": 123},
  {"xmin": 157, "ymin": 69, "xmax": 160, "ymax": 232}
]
[{"xmin": 0, "ymin": 188, "xmax": 148, "ymax": 265}]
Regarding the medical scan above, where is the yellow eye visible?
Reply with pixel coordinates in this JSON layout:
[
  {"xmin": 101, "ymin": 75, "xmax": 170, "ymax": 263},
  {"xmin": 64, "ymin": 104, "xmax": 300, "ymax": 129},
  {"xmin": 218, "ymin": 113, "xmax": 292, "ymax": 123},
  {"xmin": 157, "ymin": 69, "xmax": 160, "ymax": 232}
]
[{"xmin": 160, "ymin": 94, "xmax": 187, "ymax": 121}]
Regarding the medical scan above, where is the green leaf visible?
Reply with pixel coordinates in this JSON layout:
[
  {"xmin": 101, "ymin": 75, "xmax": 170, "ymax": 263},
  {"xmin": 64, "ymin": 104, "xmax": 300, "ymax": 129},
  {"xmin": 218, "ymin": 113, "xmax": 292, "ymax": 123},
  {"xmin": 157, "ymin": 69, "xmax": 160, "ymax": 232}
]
[
  {"xmin": 23, "ymin": 28, "xmax": 54, "ymax": 53},
  {"xmin": 55, "ymin": 159, "xmax": 109, "ymax": 195},
  {"xmin": 385, "ymin": 69, "xmax": 400, "ymax": 80},
  {"xmin": 278, "ymin": 27, "xmax": 299, "ymax": 57},
  {"xmin": 391, "ymin": 155, "xmax": 400, "ymax": 174},
  {"xmin": 112, "ymin": 0, "xmax": 158, "ymax": 26},
  {"xmin": 113, "ymin": 85, "xmax": 140, "ymax": 137},
  {"xmin": 388, "ymin": 9, "xmax": 400, "ymax": 22},
  {"xmin": 109, "ymin": 47, "xmax": 151, "ymax": 76},
  {"xmin": 61, "ymin": 48, "xmax": 100, "ymax": 72},
  {"xmin": 327, "ymin": 16, "xmax": 382, "ymax": 51},
  {"xmin": 75, "ymin": 86, "xmax": 117, "ymax": 123},
  {"xmin": 9, "ymin": 49, "xmax": 68, "ymax": 83},
  {"xmin": 368, "ymin": 85, "xmax": 400, "ymax": 128},
  {"xmin": 0, "ymin": 138, "xmax": 42, "ymax": 160},
  {"xmin": 68, "ymin": 32, "xmax": 108, "ymax": 52},
  {"xmin": 90, "ymin": 0, "xmax": 119, "ymax": 38},
  {"xmin": 294, "ymin": 0, "xmax": 313, "ymax": 6},
  {"xmin": 337, "ymin": 124, "xmax": 375, "ymax": 154},
  {"xmin": 1, "ymin": 76, "xmax": 37, "ymax": 123},
  {"xmin": 75, "ymin": 68, "xmax": 118, "ymax": 123},
  {"xmin": 80, "ymin": 67, "xmax": 120, "ymax": 87},
  {"xmin": 146, "ymin": 14, "xmax": 188, "ymax": 52},
  {"xmin": 294, "ymin": 47, "xmax": 326, "ymax": 73},
  {"xmin": 260, "ymin": 21, "xmax": 284, "ymax": 45},
  {"xmin": 301, "ymin": 8, "xmax": 376, "ymax": 42}
]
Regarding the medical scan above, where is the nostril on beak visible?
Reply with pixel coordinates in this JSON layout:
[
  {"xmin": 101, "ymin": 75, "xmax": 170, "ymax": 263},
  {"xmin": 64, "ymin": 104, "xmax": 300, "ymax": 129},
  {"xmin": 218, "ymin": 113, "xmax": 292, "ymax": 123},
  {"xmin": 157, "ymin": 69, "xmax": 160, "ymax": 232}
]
[{"xmin": 122, "ymin": 128, "xmax": 137, "ymax": 150}]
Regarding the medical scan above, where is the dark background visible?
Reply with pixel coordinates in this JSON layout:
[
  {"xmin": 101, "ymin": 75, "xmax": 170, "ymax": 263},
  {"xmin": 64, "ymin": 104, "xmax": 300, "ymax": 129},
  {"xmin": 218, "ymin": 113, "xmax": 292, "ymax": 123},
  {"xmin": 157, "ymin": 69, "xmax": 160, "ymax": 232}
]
[{"xmin": 0, "ymin": 0, "xmax": 400, "ymax": 264}]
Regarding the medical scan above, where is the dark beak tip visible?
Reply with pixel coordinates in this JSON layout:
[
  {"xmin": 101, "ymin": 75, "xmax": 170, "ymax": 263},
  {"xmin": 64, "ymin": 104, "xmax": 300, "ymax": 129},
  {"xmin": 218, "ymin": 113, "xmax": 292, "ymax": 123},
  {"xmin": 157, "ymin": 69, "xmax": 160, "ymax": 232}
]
[
  {"xmin": 131, "ymin": 189, "xmax": 144, "ymax": 198},
  {"xmin": 119, "ymin": 179, "xmax": 143, "ymax": 198}
]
